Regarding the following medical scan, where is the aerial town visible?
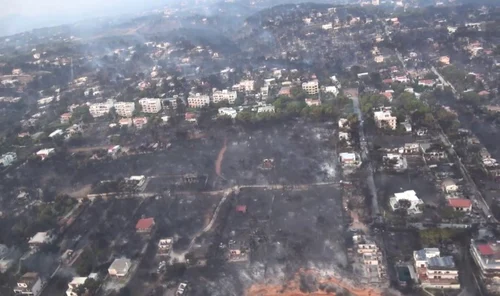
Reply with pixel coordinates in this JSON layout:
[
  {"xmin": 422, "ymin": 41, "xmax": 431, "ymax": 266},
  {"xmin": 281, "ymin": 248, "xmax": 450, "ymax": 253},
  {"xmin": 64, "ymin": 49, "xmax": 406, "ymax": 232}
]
[{"xmin": 0, "ymin": 0, "xmax": 499, "ymax": 295}]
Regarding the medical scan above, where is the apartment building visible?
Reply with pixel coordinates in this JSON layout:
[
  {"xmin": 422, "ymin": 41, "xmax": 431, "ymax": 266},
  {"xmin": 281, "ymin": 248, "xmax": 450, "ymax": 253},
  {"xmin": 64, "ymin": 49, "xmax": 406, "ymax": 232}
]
[
  {"xmin": 89, "ymin": 101, "xmax": 114, "ymax": 118},
  {"xmin": 218, "ymin": 107, "xmax": 238, "ymax": 118},
  {"xmin": 374, "ymin": 107, "xmax": 397, "ymax": 130},
  {"xmin": 470, "ymin": 239, "xmax": 500, "ymax": 285},
  {"xmin": 139, "ymin": 98, "xmax": 162, "ymax": 113},
  {"xmin": 233, "ymin": 80, "xmax": 255, "ymax": 92},
  {"xmin": 413, "ymin": 248, "xmax": 460, "ymax": 289},
  {"xmin": 353, "ymin": 235, "xmax": 385, "ymax": 284},
  {"xmin": 162, "ymin": 98, "xmax": 178, "ymax": 110},
  {"xmin": 114, "ymin": 102, "xmax": 135, "ymax": 117},
  {"xmin": 187, "ymin": 94, "xmax": 210, "ymax": 108},
  {"xmin": 212, "ymin": 89, "xmax": 237, "ymax": 104},
  {"xmin": 302, "ymin": 80, "xmax": 319, "ymax": 95}
]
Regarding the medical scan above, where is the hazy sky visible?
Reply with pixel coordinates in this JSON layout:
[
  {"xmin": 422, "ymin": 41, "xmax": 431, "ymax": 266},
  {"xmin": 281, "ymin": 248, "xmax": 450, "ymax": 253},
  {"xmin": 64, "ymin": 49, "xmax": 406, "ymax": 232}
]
[
  {"xmin": 0, "ymin": 0, "xmax": 170, "ymax": 36},
  {"xmin": 2, "ymin": 0, "xmax": 166, "ymax": 17}
]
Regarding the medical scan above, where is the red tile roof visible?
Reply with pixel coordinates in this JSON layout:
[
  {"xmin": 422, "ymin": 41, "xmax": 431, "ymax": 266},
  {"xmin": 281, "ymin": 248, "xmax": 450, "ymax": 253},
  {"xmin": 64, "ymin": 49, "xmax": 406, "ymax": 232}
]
[
  {"xmin": 477, "ymin": 244, "xmax": 494, "ymax": 256},
  {"xmin": 448, "ymin": 199, "xmax": 472, "ymax": 208},
  {"xmin": 136, "ymin": 218, "xmax": 155, "ymax": 230},
  {"xmin": 236, "ymin": 205, "xmax": 247, "ymax": 213},
  {"xmin": 185, "ymin": 112, "xmax": 196, "ymax": 120}
]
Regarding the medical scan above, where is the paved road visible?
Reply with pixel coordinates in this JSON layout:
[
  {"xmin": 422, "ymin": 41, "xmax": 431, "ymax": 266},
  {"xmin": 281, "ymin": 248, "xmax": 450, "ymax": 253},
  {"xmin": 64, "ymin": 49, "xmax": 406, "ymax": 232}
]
[
  {"xmin": 430, "ymin": 67, "xmax": 495, "ymax": 223},
  {"xmin": 431, "ymin": 66, "xmax": 458, "ymax": 95},
  {"xmin": 351, "ymin": 94, "xmax": 380, "ymax": 217}
]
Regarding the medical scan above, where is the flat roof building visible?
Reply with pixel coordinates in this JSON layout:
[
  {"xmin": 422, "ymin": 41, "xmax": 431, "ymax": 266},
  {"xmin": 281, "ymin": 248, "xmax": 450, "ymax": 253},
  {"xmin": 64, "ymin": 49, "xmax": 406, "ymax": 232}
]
[
  {"xmin": 14, "ymin": 272, "xmax": 43, "ymax": 296},
  {"xmin": 108, "ymin": 258, "xmax": 131, "ymax": 277}
]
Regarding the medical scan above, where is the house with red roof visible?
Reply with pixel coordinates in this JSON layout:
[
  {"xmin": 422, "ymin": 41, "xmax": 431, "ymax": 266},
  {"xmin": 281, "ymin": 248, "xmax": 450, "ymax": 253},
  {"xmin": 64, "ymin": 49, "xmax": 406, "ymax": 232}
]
[
  {"xmin": 236, "ymin": 205, "xmax": 247, "ymax": 213},
  {"xmin": 136, "ymin": 218, "xmax": 155, "ymax": 233},
  {"xmin": 448, "ymin": 199, "xmax": 472, "ymax": 212}
]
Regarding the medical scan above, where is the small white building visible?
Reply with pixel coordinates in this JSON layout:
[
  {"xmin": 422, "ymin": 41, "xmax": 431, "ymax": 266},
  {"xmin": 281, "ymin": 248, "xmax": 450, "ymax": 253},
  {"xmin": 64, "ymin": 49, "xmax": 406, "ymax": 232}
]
[
  {"xmin": 218, "ymin": 107, "xmax": 238, "ymax": 119},
  {"xmin": 339, "ymin": 131, "xmax": 350, "ymax": 141},
  {"xmin": 0, "ymin": 152, "xmax": 17, "ymax": 167},
  {"xmin": 257, "ymin": 105, "xmax": 275, "ymax": 113},
  {"xmin": 37, "ymin": 97, "xmax": 54, "ymax": 105},
  {"xmin": 36, "ymin": 148, "xmax": 55, "ymax": 160},
  {"xmin": 49, "ymin": 129, "xmax": 64, "ymax": 138},
  {"xmin": 28, "ymin": 231, "xmax": 54, "ymax": 247},
  {"xmin": 389, "ymin": 190, "xmax": 423, "ymax": 214},
  {"xmin": 442, "ymin": 179, "xmax": 458, "ymax": 193},
  {"xmin": 108, "ymin": 258, "xmax": 132, "ymax": 277},
  {"xmin": 338, "ymin": 118, "xmax": 348, "ymax": 129},
  {"xmin": 324, "ymin": 86, "xmax": 339, "ymax": 96}
]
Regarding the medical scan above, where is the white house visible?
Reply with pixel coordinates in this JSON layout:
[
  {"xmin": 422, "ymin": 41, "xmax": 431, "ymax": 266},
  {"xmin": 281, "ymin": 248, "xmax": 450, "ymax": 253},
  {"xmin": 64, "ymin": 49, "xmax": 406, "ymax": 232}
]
[
  {"xmin": 218, "ymin": 107, "xmax": 238, "ymax": 119},
  {"xmin": 389, "ymin": 190, "xmax": 423, "ymax": 214},
  {"xmin": 325, "ymin": 86, "xmax": 339, "ymax": 96},
  {"xmin": 257, "ymin": 105, "xmax": 275, "ymax": 113},
  {"xmin": 0, "ymin": 152, "xmax": 17, "ymax": 167},
  {"xmin": 49, "ymin": 129, "xmax": 64, "ymax": 138},
  {"xmin": 36, "ymin": 148, "xmax": 55, "ymax": 160},
  {"xmin": 37, "ymin": 97, "xmax": 54, "ymax": 105},
  {"xmin": 441, "ymin": 179, "xmax": 458, "ymax": 193},
  {"xmin": 339, "ymin": 131, "xmax": 350, "ymax": 141}
]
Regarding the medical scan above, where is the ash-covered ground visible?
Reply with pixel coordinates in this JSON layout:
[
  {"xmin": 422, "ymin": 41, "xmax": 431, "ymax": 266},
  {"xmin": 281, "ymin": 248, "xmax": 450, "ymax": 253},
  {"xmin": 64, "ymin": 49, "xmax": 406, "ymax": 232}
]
[
  {"xmin": 179, "ymin": 186, "xmax": 347, "ymax": 296},
  {"xmin": 219, "ymin": 121, "xmax": 339, "ymax": 186}
]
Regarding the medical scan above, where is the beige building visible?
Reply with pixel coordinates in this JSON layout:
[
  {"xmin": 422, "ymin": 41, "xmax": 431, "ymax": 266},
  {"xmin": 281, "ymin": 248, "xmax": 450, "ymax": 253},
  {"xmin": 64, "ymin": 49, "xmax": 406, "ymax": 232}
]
[
  {"xmin": 439, "ymin": 56, "xmax": 450, "ymax": 65},
  {"xmin": 374, "ymin": 108, "xmax": 397, "ymax": 130},
  {"xmin": 139, "ymin": 98, "xmax": 162, "ymax": 113},
  {"xmin": 89, "ymin": 101, "xmax": 114, "ymax": 118},
  {"xmin": 302, "ymin": 80, "xmax": 319, "ymax": 95},
  {"xmin": 187, "ymin": 94, "xmax": 210, "ymax": 108},
  {"xmin": 114, "ymin": 102, "xmax": 135, "ymax": 117},
  {"xmin": 108, "ymin": 258, "xmax": 131, "ymax": 277},
  {"xmin": 212, "ymin": 89, "xmax": 237, "ymax": 104},
  {"xmin": 374, "ymin": 55, "xmax": 384, "ymax": 63}
]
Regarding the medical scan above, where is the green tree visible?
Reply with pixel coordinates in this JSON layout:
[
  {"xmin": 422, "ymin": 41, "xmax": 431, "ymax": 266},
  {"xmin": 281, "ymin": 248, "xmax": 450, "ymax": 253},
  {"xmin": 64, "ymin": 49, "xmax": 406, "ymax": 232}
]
[{"xmin": 71, "ymin": 106, "xmax": 93, "ymax": 124}]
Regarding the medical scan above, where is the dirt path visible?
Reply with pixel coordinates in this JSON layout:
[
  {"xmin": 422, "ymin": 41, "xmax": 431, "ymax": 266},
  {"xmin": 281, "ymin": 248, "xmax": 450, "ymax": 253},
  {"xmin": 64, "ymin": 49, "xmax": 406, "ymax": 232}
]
[
  {"xmin": 69, "ymin": 145, "xmax": 111, "ymax": 153},
  {"xmin": 247, "ymin": 268, "xmax": 382, "ymax": 296},
  {"xmin": 215, "ymin": 137, "xmax": 227, "ymax": 178}
]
